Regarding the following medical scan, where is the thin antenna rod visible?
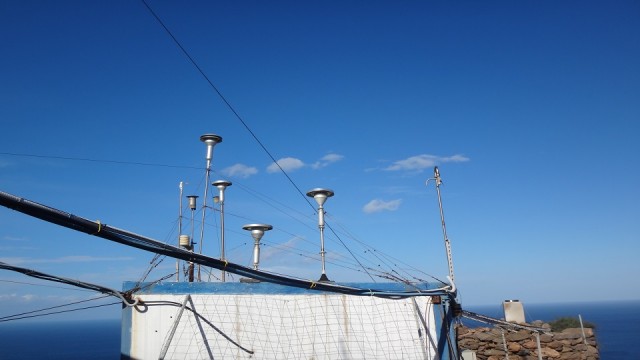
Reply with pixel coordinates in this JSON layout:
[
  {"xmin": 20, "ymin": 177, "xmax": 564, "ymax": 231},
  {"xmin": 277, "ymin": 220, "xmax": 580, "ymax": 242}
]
[
  {"xmin": 186, "ymin": 195, "xmax": 198, "ymax": 282},
  {"xmin": 431, "ymin": 167, "xmax": 455, "ymax": 283},
  {"xmin": 197, "ymin": 134, "xmax": 222, "ymax": 282},
  {"xmin": 213, "ymin": 180, "xmax": 232, "ymax": 282},
  {"xmin": 177, "ymin": 181, "xmax": 184, "ymax": 282},
  {"xmin": 306, "ymin": 188, "xmax": 334, "ymax": 282}
]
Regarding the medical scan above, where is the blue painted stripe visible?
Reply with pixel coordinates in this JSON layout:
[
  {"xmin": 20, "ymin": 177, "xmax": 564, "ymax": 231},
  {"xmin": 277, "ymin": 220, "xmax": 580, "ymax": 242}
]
[{"xmin": 123, "ymin": 281, "xmax": 434, "ymax": 295}]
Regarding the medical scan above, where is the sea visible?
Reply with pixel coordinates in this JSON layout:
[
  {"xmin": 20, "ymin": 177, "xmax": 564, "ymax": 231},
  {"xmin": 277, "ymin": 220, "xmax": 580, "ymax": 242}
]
[{"xmin": 0, "ymin": 300, "xmax": 637, "ymax": 359}]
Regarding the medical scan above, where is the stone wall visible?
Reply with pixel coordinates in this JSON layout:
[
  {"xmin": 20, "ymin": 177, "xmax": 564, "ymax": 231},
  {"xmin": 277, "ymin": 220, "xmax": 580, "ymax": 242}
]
[{"xmin": 457, "ymin": 322, "xmax": 599, "ymax": 360}]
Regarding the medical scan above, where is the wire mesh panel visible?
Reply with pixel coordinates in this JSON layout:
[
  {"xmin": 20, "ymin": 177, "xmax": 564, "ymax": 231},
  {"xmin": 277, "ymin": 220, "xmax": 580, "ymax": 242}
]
[{"xmin": 124, "ymin": 292, "xmax": 438, "ymax": 360}]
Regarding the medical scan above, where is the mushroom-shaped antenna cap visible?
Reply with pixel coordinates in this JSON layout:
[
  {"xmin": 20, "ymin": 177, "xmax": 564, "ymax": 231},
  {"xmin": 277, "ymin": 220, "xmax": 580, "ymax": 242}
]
[{"xmin": 306, "ymin": 188, "xmax": 334, "ymax": 207}]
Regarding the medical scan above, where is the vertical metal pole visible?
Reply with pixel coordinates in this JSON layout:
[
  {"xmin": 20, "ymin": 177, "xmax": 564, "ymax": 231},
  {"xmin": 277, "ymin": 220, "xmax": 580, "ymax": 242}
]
[
  {"xmin": 219, "ymin": 197, "xmax": 225, "ymax": 281},
  {"xmin": 198, "ymin": 173, "xmax": 211, "ymax": 282},
  {"xmin": 579, "ymin": 314, "xmax": 588, "ymax": 345},
  {"xmin": 176, "ymin": 182, "xmax": 184, "ymax": 282},
  {"xmin": 213, "ymin": 181, "xmax": 231, "ymax": 282},
  {"xmin": 252, "ymin": 234, "xmax": 260, "ymax": 270},
  {"xmin": 535, "ymin": 332, "xmax": 543, "ymax": 360},
  {"xmin": 197, "ymin": 134, "xmax": 222, "ymax": 281},
  {"xmin": 433, "ymin": 167, "xmax": 455, "ymax": 283},
  {"xmin": 318, "ymin": 202, "xmax": 327, "ymax": 277},
  {"xmin": 187, "ymin": 195, "xmax": 197, "ymax": 283},
  {"xmin": 501, "ymin": 330, "xmax": 510, "ymax": 360},
  {"xmin": 306, "ymin": 188, "xmax": 333, "ymax": 282},
  {"xmin": 189, "ymin": 207, "xmax": 195, "ymax": 282}
]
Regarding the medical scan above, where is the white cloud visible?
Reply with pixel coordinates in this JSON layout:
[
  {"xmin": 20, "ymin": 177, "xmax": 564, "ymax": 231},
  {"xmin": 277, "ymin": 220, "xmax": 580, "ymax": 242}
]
[
  {"xmin": 0, "ymin": 293, "xmax": 100, "ymax": 304},
  {"xmin": 267, "ymin": 157, "xmax": 305, "ymax": 173},
  {"xmin": 0, "ymin": 293, "xmax": 35, "ymax": 303},
  {"xmin": 312, "ymin": 153, "xmax": 344, "ymax": 169},
  {"xmin": 443, "ymin": 154, "xmax": 470, "ymax": 162},
  {"xmin": 385, "ymin": 154, "xmax": 469, "ymax": 172},
  {"xmin": 362, "ymin": 199, "xmax": 402, "ymax": 214},
  {"xmin": 221, "ymin": 163, "xmax": 258, "ymax": 178},
  {"xmin": 0, "ymin": 294, "xmax": 18, "ymax": 301},
  {"xmin": 0, "ymin": 246, "xmax": 36, "ymax": 252},
  {"xmin": 0, "ymin": 256, "xmax": 134, "ymax": 265},
  {"xmin": 261, "ymin": 236, "xmax": 304, "ymax": 262},
  {"xmin": 2, "ymin": 236, "xmax": 27, "ymax": 242}
]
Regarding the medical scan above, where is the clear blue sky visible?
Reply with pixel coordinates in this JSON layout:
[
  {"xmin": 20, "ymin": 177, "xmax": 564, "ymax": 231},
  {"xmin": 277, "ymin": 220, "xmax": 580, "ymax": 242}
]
[{"xmin": 1, "ymin": 1, "xmax": 638, "ymax": 321}]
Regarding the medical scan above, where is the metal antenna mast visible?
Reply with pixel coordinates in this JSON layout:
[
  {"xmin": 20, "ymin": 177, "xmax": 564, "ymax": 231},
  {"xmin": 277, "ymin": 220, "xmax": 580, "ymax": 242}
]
[
  {"xmin": 306, "ymin": 188, "xmax": 334, "ymax": 282},
  {"xmin": 185, "ymin": 195, "xmax": 198, "ymax": 282},
  {"xmin": 213, "ymin": 180, "xmax": 232, "ymax": 282},
  {"xmin": 429, "ymin": 166, "xmax": 456, "ymax": 283},
  {"xmin": 176, "ymin": 181, "xmax": 184, "ymax": 281},
  {"xmin": 198, "ymin": 134, "xmax": 222, "ymax": 281}
]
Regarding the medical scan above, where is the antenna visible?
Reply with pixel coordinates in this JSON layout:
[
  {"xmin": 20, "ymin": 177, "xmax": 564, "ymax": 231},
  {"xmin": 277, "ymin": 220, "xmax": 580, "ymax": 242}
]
[
  {"xmin": 176, "ymin": 181, "xmax": 185, "ymax": 281},
  {"xmin": 306, "ymin": 188, "xmax": 334, "ymax": 282},
  {"xmin": 242, "ymin": 224, "xmax": 273, "ymax": 271},
  {"xmin": 427, "ymin": 166, "xmax": 456, "ymax": 283},
  {"xmin": 197, "ymin": 133, "xmax": 222, "ymax": 282},
  {"xmin": 185, "ymin": 195, "xmax": 198, "ymax": 282},
  {"xmin": 213, "ymin": 180, "xmax": 232, "ymax": 282}
]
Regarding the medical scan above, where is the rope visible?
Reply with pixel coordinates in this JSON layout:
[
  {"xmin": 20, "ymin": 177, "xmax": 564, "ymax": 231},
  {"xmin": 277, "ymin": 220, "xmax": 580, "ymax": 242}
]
[
  {"xmin": 0, "ymin": 302, "xmax": 120, "ymax": 323},
  {"xmin": 0, "ymin": 261, "xmax": 138, "ymax": 306},
  {"xmin": 0, "ymin": 295, "xmax": 111, "ymax": 322},
  {"xmin": 0, "ymin": 190, "xmax": 455, "ymax": 299}
]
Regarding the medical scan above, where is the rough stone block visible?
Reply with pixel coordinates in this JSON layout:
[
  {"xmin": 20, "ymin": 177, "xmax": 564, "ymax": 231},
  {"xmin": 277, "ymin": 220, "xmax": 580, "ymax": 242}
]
[
  {"xmin": 508, "ymin": 342, "xmax": 522, "ymax": 352},
  {"xmin": 537, "ymin": 347, "xmax": 561, "ymax": 358},
  {"xmin": 517, "ymin": 349, "xmax": 531, "ymax": 356},
  {"xmin": 507, "ymin": 330, "xmax": 532, "ymax": 342},
  {"xmin": 540, "ymin": 334, "xmax": 553, "ymax": 342},
  {"xmin": 558, "ymin": 352, "xmax": 582, "ymax": 360},
  {"xmin": 547, "ymin": 340, "xmax": 563, "ymax": 350},
  {"xmin": 476, "ymin": 332, "xmax": 499, "ymax": 342},
  {"xmin": 571, "ymin": 338, "xmax": 585, "ymax": 346},
  {"xmin": 586, "ymin": 345, "xmax": 598, "ymax": 355},
  {"xmin": 460, "ymin": 340, "xmax": 479, "ymax": 350},
  {"xmin": 484, "ymin": 349, "xmax": 506, "ymax": 356},
  {"xmin": 555, "ymin": 332, "xmax": 582, "ymax": 340}
]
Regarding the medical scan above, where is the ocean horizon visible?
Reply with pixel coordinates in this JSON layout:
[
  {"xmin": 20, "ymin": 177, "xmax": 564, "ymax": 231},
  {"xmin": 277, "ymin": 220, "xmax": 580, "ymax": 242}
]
[{"xmin": 0, "ymin": 299, "xmax": 637, "ymax": 359}]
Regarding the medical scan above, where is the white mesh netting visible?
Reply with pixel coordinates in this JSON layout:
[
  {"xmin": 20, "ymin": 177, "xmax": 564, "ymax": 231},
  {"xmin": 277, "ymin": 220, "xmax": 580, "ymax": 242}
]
[{"xmin": 126, "ymin": 293, "xmax": 439, "ymax": 359}]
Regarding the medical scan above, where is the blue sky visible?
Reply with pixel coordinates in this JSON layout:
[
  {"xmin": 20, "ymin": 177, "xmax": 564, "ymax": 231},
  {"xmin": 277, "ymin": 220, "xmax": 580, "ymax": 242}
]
[{"xmin": 1, "ymin": 1, "xmax": 638, "ymax": 321}]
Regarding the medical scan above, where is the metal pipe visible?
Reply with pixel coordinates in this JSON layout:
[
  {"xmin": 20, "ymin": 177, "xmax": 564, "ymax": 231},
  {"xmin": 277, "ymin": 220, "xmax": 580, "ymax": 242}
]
[
  {"xmin": 306, "ymin": 188, "xmax": 334, "ymax": 282},
  {"xmin": 501, "ymin": 330, "xmax": 510, "ymax": 360},
  {"xmin": 176, "ymin": 181, "xmax": 184, "ymax": 282},
  {"xmin": 579, "ymin": 314, "xmax": 588, "ymax": 345},
  {"xmin": 213, "ymin": 180, "xmax": 232, "ymax": 282},
  {"xmin": 536, "ymin": 332, "xmax": 542, "ymax": 360},
  {"xmin": 197, "ymin": 134, "xmax": 222, "ymax": 281},
  {"xmin": 186, "ymin": 195, "xmax": 198, "ymax": 283},
  {"xmin": 433, "ymin": 167, "xmax": 456, "ymax": 283}
]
